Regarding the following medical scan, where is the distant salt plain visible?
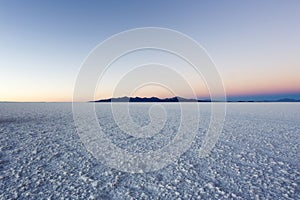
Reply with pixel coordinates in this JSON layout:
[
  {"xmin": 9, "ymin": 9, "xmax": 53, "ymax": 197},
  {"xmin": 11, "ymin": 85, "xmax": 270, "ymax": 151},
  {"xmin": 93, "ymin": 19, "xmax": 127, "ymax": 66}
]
[{"xmin": 0, "ymin": 103, "xmax": 299, "ymax": 199}]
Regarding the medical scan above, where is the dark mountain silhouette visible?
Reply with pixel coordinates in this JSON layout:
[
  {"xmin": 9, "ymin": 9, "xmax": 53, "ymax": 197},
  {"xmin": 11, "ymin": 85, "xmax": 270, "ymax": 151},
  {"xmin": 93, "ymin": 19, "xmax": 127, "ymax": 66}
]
[
  {"xmin": 93, "ymin": 96, "xmax": 211, "ymax": 102},
  {"xmin": 91, "ymin": 96, "xmax": 300, "ymax": 103}
]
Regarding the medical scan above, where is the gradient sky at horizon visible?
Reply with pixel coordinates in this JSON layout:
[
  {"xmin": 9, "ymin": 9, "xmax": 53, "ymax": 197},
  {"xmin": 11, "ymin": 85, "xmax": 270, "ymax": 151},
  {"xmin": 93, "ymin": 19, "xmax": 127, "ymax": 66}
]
[{"xmin": 0, "ymin": 0, "xmax": 299, "ymax": 102}]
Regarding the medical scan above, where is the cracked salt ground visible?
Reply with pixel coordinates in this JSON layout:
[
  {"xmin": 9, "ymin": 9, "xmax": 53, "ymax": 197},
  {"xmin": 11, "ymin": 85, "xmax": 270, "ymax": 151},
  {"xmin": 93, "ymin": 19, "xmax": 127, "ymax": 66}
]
[{"xmin": 0, "ymin": 103, "xmax": 299, "ymax": 199}]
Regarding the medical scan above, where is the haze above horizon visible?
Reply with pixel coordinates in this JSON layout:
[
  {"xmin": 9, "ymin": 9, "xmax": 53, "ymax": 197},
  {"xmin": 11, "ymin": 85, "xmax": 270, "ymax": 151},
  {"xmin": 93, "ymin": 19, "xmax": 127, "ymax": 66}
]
[{"xmin": 0, "ymin": 0, "xmax": 299, "ymax": 102}]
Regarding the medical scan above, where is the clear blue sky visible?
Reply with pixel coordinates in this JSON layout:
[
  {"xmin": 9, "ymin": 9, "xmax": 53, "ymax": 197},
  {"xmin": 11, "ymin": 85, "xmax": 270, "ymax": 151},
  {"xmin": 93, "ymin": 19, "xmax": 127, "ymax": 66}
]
[{"xmin": 0, "ymin": 0, "xmax": 299, "ymax": 101}]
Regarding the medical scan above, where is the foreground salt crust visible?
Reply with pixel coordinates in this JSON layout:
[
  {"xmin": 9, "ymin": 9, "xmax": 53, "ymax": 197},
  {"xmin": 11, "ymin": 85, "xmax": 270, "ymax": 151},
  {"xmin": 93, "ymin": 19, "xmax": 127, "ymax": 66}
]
[{"xmin": 0, "ymin": 103, "xmax": 299, "ymax": 199}]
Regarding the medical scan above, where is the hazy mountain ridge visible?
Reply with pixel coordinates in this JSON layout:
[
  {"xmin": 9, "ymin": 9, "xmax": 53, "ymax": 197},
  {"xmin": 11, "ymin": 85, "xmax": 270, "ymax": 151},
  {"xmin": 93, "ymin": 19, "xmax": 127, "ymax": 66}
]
[
  {"xmin": 92, "ymin": 96, "xmax": 300, "ymax": 103},
  {"xmin": 93, "ymin": 96, "xmax": 209, "ymax": 102}
]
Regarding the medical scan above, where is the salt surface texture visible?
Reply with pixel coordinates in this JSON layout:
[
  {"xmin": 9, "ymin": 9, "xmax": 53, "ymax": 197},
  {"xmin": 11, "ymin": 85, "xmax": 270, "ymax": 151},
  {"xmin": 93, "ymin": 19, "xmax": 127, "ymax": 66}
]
[{"xmin": 0, "ymin": 103, "xmax": 299, "ymax": 199}]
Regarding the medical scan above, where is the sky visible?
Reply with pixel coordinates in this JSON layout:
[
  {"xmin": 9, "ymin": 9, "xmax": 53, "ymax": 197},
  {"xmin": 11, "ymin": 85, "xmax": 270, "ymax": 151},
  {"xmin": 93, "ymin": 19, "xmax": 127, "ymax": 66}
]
[{"xmin": 0, "ymin": 0, "xmax": 299, "ymax": 102}]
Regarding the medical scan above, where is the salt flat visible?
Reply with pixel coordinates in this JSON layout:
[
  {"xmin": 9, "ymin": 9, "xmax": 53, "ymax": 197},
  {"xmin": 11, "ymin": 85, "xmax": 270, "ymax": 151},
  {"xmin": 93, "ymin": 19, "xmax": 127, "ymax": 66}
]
[{"xmin": 0, "ymin": 103, "xmax": 299, "ymax": 199}]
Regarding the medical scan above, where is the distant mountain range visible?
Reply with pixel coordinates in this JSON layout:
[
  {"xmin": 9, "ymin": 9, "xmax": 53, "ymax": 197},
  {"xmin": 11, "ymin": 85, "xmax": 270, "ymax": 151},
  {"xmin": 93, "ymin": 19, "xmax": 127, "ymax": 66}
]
[{"xmin": 92, "ymin": 96, "xmax": 300, "ymax": 103}]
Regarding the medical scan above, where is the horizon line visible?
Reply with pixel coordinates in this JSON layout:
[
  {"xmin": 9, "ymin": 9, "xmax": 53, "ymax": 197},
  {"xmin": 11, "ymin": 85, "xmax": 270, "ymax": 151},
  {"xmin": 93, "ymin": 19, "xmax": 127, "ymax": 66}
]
[{"xmin": 2, "ymin": 96, "xmax": 300, "ymax": 103}]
